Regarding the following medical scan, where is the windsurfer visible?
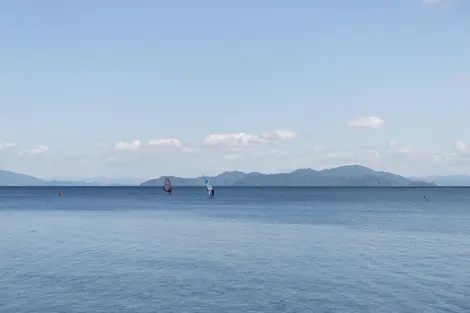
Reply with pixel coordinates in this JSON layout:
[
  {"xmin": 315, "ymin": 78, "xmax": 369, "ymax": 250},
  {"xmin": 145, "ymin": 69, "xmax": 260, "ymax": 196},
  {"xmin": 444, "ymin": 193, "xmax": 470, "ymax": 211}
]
[
  {"xmin": 163, "ymin": 187, "xmax": 172, "ymax": 194},
  {"xmin": 211, "ymin": 188, "xmax": 214, "ymax": 197}
]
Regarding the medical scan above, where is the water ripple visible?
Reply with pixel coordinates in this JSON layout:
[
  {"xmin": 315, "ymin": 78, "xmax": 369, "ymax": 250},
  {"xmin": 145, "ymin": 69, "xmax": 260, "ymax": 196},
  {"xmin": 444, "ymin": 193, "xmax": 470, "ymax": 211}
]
[{"xmin": 0, "ymin": 188, "xmax": 469, "ymax": 312}]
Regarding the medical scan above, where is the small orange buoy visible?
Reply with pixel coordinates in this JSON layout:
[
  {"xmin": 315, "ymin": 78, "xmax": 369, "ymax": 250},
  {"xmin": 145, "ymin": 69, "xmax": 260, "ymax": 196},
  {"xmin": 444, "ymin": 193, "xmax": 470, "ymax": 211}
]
[{"xmin": 59, "ymin": 192, "xmax": 63, "ymax": 196}]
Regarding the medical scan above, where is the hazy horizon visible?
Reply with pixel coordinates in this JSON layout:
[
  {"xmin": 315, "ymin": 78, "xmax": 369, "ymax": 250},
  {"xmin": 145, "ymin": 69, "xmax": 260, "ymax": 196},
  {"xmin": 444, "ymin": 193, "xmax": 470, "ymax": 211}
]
[{"xmin": 4, "ymin": 164, "xmax": 470, "ymax": 184}]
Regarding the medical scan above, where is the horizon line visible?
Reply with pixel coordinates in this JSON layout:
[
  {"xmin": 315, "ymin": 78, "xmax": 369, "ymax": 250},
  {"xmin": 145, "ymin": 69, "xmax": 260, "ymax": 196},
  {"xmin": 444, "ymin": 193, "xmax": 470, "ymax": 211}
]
[
  {"xmin": 0, "ymin": 185, "xmax": 468, "ymax": 188},
  {"xmin": 2, "ymin": 164, "xmax": 470, "ymax": 182}
]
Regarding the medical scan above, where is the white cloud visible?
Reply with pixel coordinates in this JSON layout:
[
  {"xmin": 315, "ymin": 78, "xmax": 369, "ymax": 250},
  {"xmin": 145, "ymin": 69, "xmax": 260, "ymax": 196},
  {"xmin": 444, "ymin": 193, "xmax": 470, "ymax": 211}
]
[
  {"xmin": 433, "ymin": 141, "xmax": 470, "ymax": 167},
  {"xmin": 203, "ymin": 132, "xmax": 257, "ymax": 147},
  {"xmin": 387, "ymin": 140, "xmax": 397, "ymax": 148},
  {"xmin": 31, "ymin": 145, "xmax": 48, "ymax": 154},
  {"xmin": 203, "ymin": 129, "xmax": 296, "ymax": 147},
  {"xmin": 311, "ymin": 145, "xmax": 326, "ymax": 152},
  {"xmin": 20, "ymin": 145, "xmax": 48, "ymax": 155},
  {"xmin": 223, "ymin": 154, "xmax": 240, "ymax": 160},
  {"xmin": 229, "ymin": 147, "xmax": 256, "ymax": 152},
  {"xmin": 347, "ymin": 116, "xmax": 384, "ymax": 129},
  {"xmin": 260, "ymin": 130, "xmax": 296, "ymax": 141},
  {"xmin": 13, "ymin": 133, "xmax": 470, "ymax": 178},
  {"xmin": 256, "ymin": 149, "xmax": 287, "ymax": 156},
  {"xmin": 325, "ymin": 148, "xmax": 380, "ymax": 161},
  {"xmin": 385, "ymin": 140, "xmax": 425, "ymax": 161},
  {"xmin": 114, "ymin": 140, "xmax": 141, "ymax": 151},
  {"xmin": 0, "ymin": 142, "xmax": 16, "ymax": 149},
  {"xmin": 303, "ymin": 140, "xmax": 450, "ymax": 176},
  {"xmin": 148, "ymin": 138, "xmax": 181, "ymax": 147},
  {"xmin": 111, "ymin": 137, "xmax": 183, "ymax": 152},
  {"xmin": 391, "ymin": 145, "xmax": 414, "ymax": 156},
  {"xmin": 8, "ymin": 136, "xmax": 470, "ymax": 179},
  {"xmin": 456, "ymin": 141, "xmax": 466, "ymax": 152}
]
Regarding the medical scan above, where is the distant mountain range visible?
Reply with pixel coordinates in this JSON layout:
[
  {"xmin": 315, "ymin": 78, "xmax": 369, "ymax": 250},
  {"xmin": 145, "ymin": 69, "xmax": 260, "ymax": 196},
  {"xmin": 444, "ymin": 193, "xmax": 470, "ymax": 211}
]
[
  {"xmin": 141, "ymin": 165, "xmax": 437, "ymax": 187},
  {"xmin": 0, "ymin": 170, "xmax": 137, "ymax": 186},
  {"xmin": 6, "ymin": 166, "xmax": 470, "ymax": 186},
  {"xmin": 46, "ymin": 176, "xmax": 143, "ymax": 186},
  {"xmin": 410, "ymin": 175, "xmax": 470, "ymax": 186}
]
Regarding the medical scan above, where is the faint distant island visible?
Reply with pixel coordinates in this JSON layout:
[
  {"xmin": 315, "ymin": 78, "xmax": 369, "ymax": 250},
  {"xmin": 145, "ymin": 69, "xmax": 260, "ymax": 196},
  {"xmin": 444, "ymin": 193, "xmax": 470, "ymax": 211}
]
[
  {"xmin": 0, "ymin": 171, "xmax": 127, "ymax": 187},
  {"xmin": 409, "ymin": 175, "xmax": 470, "ymax": 187},
  {"xmin": 5, "ymin": 165, "xmax": 470, "ymax": 187},
  {"xmin": 141, "ymin": 165, "xmax": 439, "ymax": 187}
]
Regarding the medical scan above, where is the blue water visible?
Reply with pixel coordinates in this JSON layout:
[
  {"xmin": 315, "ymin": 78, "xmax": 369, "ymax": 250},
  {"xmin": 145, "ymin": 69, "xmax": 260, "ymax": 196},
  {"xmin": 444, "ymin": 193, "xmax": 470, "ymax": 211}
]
[{"xmin": 0, "ymin": 187, "xmax": 469, "ymax": 312}]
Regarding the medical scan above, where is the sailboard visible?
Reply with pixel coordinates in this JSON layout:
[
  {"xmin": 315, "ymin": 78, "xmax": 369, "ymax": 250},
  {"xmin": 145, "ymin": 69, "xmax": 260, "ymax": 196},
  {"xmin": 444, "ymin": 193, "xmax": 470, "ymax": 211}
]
[
  {"xmin": 163, "ymin": 177, "xmax": 172, "ymax": 194},
  {"xmin": 202, "ymin": 174, "xmax": 213, "ymax": 197}
]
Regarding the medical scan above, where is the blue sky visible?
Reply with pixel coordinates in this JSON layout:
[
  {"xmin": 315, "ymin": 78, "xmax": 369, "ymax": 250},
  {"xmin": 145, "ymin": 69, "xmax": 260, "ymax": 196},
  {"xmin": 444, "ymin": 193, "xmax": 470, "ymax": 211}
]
[{"xmin": 0, "ymin": 0, "xmax": 469, "ymax": 180}]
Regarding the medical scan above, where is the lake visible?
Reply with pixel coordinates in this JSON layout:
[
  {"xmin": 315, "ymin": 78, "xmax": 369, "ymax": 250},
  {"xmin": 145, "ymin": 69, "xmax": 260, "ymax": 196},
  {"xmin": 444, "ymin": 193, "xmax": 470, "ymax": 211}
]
[{"xmin": 0, "ymin": 187, "xmax": 468, "ymax": 312}]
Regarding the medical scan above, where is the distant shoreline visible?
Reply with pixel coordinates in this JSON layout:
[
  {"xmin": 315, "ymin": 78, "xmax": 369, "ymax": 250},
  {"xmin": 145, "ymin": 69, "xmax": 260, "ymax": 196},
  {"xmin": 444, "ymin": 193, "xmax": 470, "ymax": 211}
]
[
  {"xmin": 3, "ymin": 165, "xmax": 470, "ymax": 187},
  {"xmin": 2, "ymin": 185, "xmax": 470, "ymax": 188}
]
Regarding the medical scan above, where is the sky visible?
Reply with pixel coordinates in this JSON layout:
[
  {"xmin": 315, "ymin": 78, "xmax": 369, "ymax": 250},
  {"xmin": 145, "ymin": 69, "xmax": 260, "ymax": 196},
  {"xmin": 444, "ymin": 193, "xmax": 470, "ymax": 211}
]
[{"xmin": 0, "ymin": 0, "xmax": 469, "ymax": 181}]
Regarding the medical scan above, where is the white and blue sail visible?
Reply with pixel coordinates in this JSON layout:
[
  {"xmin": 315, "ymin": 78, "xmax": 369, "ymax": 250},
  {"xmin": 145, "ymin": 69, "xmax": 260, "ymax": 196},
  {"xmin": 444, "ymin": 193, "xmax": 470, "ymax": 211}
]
[{"xmin": 202, "ymin": 174, "xmax": 213, "ymax": 196}]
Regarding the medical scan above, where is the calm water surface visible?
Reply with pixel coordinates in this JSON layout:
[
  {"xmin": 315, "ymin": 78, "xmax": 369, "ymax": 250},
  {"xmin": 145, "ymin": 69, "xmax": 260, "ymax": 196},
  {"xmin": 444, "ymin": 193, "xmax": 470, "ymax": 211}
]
[{"xmin": 0, "ymin": 187, "xmax": 469, "ymax": 312}]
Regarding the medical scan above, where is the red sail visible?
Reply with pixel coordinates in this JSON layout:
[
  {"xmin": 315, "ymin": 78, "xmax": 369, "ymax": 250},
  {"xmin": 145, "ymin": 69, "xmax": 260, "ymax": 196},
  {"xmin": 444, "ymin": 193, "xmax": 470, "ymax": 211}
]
[{"xmin": 163, "ymin": 177, "xmax": 172, "ymax": 192}]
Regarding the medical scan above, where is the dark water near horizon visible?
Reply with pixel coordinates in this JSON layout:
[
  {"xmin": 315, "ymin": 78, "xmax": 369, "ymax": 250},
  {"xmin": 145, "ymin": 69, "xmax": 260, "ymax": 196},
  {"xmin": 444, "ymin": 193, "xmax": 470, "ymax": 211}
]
[{"xmin": 0, "ymin": 187, "xmax": 469, "ymax": 312}]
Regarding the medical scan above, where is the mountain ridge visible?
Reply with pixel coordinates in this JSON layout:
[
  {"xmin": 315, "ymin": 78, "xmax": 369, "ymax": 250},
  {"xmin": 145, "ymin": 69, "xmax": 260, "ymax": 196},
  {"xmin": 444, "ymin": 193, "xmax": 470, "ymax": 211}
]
[
  {"xmin": 0, "ymin": 166, "xmax": 441, "ymax": 186},
  {"xmin": 141, "ymin": 165, "xmax": 436, "ymax": 187},
  {"xmin": 410, "ymin": 175, "xmax": 470, "ymax": 186},
  {"xmin": 0, "ymin": 170, "xmax": 138, "ymax": 186}
]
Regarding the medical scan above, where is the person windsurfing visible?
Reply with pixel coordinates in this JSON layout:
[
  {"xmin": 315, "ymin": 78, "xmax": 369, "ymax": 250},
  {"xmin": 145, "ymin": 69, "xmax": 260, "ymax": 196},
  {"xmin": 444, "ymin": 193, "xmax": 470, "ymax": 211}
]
[
  {"xmin": 163, "ymin": 177, "xmax": 172, "ymax": 195},
  {"xmin": 203, "ymin": 173, "xmax": 215, "ymax": 198},
  {"xmin": 162, "ymin": 186, "xmax": 172, "ymax": 194}
]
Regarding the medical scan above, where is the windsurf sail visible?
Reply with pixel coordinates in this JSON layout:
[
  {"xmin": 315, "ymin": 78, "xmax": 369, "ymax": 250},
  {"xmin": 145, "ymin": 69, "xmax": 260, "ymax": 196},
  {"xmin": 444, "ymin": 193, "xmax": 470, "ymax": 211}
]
[
  {"xmin": 202, "ymin": 174, "xmax": 213, "ymax": 194},
  {"xmin": 163, "ymin": 177, "xmax": 172, "ymax": 193}
]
